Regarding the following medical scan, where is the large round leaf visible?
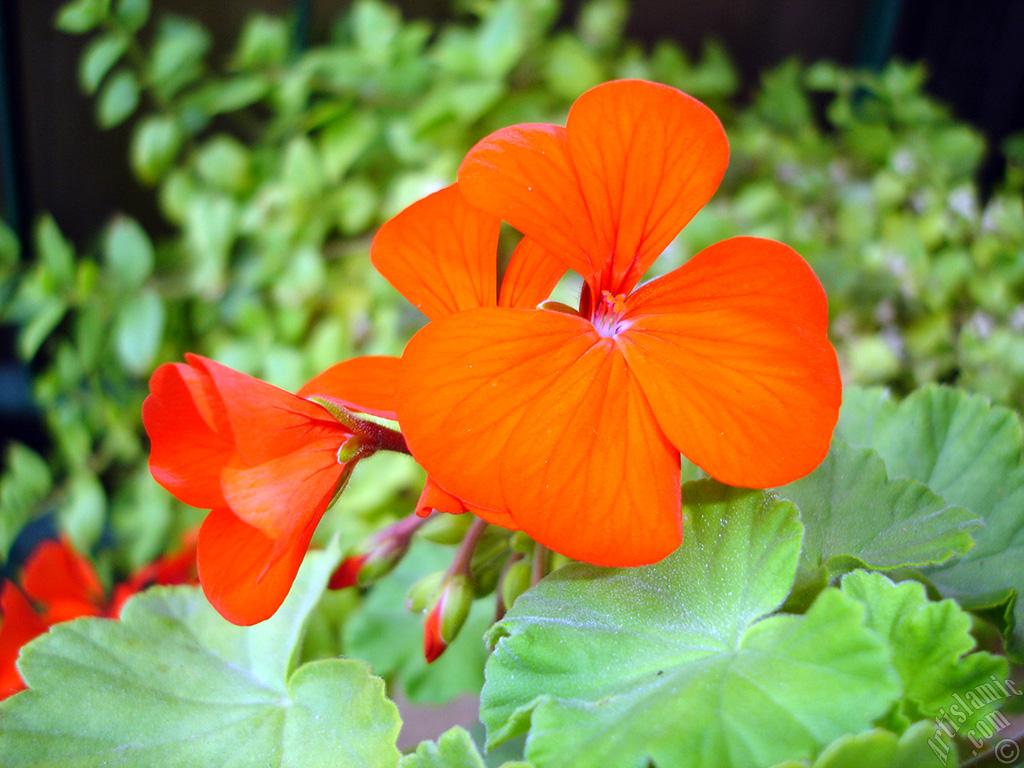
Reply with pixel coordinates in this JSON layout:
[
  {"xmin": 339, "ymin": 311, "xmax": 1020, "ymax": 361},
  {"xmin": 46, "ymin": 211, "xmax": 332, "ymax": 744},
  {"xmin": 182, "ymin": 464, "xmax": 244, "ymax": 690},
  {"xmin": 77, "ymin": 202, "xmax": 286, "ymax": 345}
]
[
  {"xmin": 0, "ymin": 544, "xmax": 402, "ymax": 767},
  {"xmin": 481, "ymin": 481, "xmax": 901, "ymax": 768}
]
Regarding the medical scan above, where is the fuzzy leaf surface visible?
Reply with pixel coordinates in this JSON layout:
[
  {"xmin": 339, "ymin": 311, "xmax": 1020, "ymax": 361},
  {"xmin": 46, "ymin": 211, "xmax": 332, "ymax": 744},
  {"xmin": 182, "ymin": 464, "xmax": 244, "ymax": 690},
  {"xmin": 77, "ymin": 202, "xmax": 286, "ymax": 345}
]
[
  {"xmin": 481, "ymin": 481, "xmax": 900, "ymax": 768},
  {"xmin": 0, "ymin": 542, "xmax": 402, "ymax": 767}
]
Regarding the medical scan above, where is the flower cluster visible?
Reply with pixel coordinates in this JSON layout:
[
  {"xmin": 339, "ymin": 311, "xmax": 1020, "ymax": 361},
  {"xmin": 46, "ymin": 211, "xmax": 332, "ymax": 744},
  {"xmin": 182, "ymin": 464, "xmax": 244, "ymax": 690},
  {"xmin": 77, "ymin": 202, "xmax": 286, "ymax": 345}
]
[{"xmin": 135, "ymin": 79, "xmax": 840, "ymax": 647}]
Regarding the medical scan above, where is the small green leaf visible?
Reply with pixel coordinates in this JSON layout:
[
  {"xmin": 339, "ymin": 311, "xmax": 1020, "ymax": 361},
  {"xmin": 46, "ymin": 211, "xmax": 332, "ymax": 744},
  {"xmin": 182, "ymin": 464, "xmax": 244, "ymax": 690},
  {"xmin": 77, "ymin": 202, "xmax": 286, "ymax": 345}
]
[
  {"xmin": 842, "ymin": 571, "xmax": 1008, "ymax": 726},
  {"xmin": 770, "ymin": 721, "xmax": 955, "ymax": 768},
  {"xmin": 232, "ymin": 14, "xmax": 289, "ymax": 69},
  {"xmin": 113, "ymin": 0, "xmax": 149, "ymax": 31},
  {"xmin": 148, "ymin": 16, "xmax": 211, "ymax": 99},
  {"xmin": 0, "ymin": 444, "xmax": 52, "ymax": 562},
  {"xmin": 96, "ymin": 68, "xmax": 140, "ymax": 128},
  {"xmin": 482, "ymin": 481, "xmax": 900, "ymax": 768},
  {"xmin": 780, "ymin": 441, "xmax": 980, "ymax": 576},
  {"xmin": 103, "ymin": 216, "xmax": 154, "ymax": 287},
  {"xmin": 78, "ymin": 33, "xmax": 128, "ymax": 94},
  {"xmin": 183, "ymin": 193, "xmax": 238, "ymax": 290},
  {"xmin": 398, "ymin": 726, "xmax": 534, "ymax": 768},
  {"xmin": 398, "ymin": 727, "xmax": 487, "ymax": 768},
  {"xmin": 838, "ymin": 385, "xmax": 1024, "ymax": 657},
  {"xmin": 0, "ymin": 545, "xmax": 403, "ymax": 767},
  {"xmin": 194, "ymin": 134, "xmax": 252, "ymax": 193},
  {"xmin": 34, "ymin": 215, "xmax": 75, "ymax": 287},
  {"xmin": 17, "ymin": 297, "xmax": 67, "ymax": 360},
  {"xmin": 55, "ymin": 0, "xmax": 110, "ymax": 34},
  {"xmin": 113, "ymin": 288, "xmax": 164, "ymax": 374},
  {"xmin": 130, "ymin": 116, "xmax": 184, "ymax": 184},
  {"xmin": 352, "ymin": 0, "xmax": 401, "ymax": 62},
  {"xmin": 60, "ymin": 473, "xmax": 107, "ymax": 552}
]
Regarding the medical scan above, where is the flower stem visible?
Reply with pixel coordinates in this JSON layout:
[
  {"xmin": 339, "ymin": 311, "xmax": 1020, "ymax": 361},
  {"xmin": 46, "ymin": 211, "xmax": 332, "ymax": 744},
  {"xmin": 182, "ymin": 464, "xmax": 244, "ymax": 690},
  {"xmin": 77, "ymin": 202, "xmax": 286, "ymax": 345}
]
[
  {"xmin": 531, "ymin": 543, "xmax": 549, "ymax": 585},
  {"xmin": 448, "ymin": 518, "xmax": 490, "ymax": 578}
]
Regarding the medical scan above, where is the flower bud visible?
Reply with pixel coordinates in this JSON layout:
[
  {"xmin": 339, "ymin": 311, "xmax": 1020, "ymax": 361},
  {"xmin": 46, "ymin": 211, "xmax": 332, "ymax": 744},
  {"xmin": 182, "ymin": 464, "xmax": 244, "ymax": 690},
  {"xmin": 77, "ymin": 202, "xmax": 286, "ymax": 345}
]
[
  {"xmin": 423, "ymin": 574, "xmax": 473, "ymax": 663},
  {"xmin": 405, "ymin": 570, "xmax": 445, "ymax": 612},
  {"xmin": 356, "ymin": 543, "xmax": 407, "ymax": 586},
  {"xmin": 501, "ymin": 560, "xmax": 532, "ymax": 609},
  {"xmin": 510, "ymin": 531, "xmax": 534, "ymax": 554},
  {"xmin": 328, "ymin": 554, "xmax": 367, "ymax": 590},
  {"xmin": 418, "ymin": 513, "xmax": 474, "ymax": 545},
  {"xmin": 423, "ymin": 603, "xmax": 447, "ymax": 663}
]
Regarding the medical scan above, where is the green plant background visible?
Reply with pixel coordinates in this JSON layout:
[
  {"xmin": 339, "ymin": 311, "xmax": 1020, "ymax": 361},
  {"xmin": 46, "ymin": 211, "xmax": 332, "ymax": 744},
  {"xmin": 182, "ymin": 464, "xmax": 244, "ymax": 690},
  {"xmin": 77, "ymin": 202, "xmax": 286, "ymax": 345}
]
[{"xmin": 1, "ymin": 0, "xmax": 1023, "ymax": 766}]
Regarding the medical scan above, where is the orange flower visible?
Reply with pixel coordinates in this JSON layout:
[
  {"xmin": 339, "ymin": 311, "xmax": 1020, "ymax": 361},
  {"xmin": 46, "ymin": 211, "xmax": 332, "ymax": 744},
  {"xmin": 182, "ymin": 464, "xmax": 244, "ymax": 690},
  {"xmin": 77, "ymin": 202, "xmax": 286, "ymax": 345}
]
[
  {"xmin": 371, "ymin": 184, "xmax": 564, "ymax": 531},
  {"xmin": 0, "ymin": 535, "xmax": 199, "ymax": 697},
  {"xmin": 143, "ymin": 354, "xmax": 399, "ymax": 624},
  {"xmin": 378, "ymin": 79, "xmax": 841, "ymax": 566}
]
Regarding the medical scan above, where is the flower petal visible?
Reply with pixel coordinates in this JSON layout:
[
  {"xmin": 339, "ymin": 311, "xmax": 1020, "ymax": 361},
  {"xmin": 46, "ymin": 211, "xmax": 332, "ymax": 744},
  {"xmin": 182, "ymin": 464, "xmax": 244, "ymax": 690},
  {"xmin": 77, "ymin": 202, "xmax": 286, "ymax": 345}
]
[
  {"xmin": 191, "ymin": 355, "xmax": 345, "ymax": 466},
  {"xmin": 299, "ymin": 355, "xmax": 401, "ymax": 420},
  {"xmin": 620, "ymin": 236, "xmax": 841, "ymax": 488},
  {"xmin": 498, "ymin": 237, "xmax": 566, "ymax": 310},
  {"xmin": 458, "ymin": 124, "xmax": 598, "ymax": 280},
  {"xmin": 397, "ymin": 308, "xmax": 681, "ymax": 565},
  {"xmin": 459, "ymin": 81, "xmax": 729, "ymax": 296},
  {"xmin": 197, "ymin": 508, "xmax": 316, "ymax": 625},
  {"xmin": 21, "ymin": 538, "xmax": 104, "ymax": 616},
  {"xmin": 220, "ymin": 439, "xmax": 345, "ymax": 541},
  {"xmin": 566, "ymin": 79, "xmax": 729, "ymax": 294},
  {"xmin": 415, "ymin": 476, "xmax": 518, "ymax": 530},
  {"xmin": 0, "ymin": 581, "xmax": 49, "ymax": 697},
  {"xmin": 144, "ymin": 361, "xmax": 234, "ymax": 509},
  {"xmin": 370, "ymin": 184, "xmax": 499, "ymax": 319}
]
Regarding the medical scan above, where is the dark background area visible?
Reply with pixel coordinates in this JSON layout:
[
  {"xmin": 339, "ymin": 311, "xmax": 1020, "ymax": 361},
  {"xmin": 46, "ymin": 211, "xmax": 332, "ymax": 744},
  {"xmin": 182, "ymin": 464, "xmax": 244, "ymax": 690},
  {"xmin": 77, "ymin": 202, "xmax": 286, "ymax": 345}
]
[{"xmin": 1, "ymin": 0, "xmax": 1023, "ymax": 449}]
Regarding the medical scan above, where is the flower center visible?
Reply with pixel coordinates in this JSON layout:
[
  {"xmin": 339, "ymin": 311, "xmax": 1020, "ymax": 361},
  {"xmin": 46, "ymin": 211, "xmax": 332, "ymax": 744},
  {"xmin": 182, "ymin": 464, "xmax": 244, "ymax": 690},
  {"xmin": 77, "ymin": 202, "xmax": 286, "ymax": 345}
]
[{"xmin": 592, "ymin": 291, "xmax": 630, "ymax": 338}]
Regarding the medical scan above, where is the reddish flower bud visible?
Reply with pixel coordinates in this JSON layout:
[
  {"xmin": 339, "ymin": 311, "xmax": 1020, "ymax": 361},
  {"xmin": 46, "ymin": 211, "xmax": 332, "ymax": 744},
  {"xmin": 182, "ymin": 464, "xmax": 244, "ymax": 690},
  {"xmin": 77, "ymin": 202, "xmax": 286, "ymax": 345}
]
[
  {"xmin": 423, "ymin": 603, "xmax": 447, "ymax": 663},
  {"xmin": 423, "ymin": 575, "xmax": 473, "ymax": 663},
  {"xmin": 327, "ymin": 554, "xmax": 367, "ymax": 590}
]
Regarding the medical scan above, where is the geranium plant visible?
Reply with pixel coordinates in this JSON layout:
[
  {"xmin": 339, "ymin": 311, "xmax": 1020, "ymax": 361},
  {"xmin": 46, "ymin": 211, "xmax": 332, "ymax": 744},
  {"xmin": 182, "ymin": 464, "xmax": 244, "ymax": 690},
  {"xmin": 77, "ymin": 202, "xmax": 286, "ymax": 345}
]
[{"xmin": 1, "ymin": 2, "xmax": 1023, "ymax": 767}]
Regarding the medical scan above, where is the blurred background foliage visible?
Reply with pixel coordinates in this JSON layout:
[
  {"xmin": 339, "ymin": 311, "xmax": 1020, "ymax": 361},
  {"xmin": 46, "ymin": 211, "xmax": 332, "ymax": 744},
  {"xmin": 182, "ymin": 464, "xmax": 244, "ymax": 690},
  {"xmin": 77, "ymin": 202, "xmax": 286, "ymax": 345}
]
[{"xmin": 0, "ymin": 0, "xmax": 1022, "ymax": 658}]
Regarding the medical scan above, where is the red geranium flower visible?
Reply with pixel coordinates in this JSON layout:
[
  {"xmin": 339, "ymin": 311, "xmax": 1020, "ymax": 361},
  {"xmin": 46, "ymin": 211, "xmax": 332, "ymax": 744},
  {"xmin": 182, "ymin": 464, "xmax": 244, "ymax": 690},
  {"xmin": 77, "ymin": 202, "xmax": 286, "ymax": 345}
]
[
  {"xmin": 0, "ymin": 535, "xmax": 198, "ymax": 698},
  {"xmin": 379, "ymin": 79, "xmax": 841, "ymax": 566},
  {"xmin": 143, "ymin": 354, "xmax": 399, "ymax": 624}
]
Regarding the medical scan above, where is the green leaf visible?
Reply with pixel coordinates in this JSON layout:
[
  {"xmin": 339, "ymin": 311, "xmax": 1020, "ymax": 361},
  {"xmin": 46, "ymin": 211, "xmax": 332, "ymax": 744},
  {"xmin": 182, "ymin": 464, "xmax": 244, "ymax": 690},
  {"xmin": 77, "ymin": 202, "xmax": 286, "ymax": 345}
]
[
  {"xmin": 17, "ymin": 297, "xmax": 67, "ymax": 360},
  {"xmin": 344, "ymin": 541, "xmax": 489, "ymax": 704},
  {"xmin": 398, "ymin": 727, "xmax": 487, "ymax": 768},
  {"xmin": 113, "ymin": 0, "xmax": 149, "ymax": 31},
  {"xmin": 481, "ymin": 481, "xmax": 900, "ymax": 768},
  {"xmin": 130, "ymin": 116, "xmax": 184, "ymax": 184},
  {"xmin": 34, "ymin": 214, "xmax": 75, "ymax": 287},
  {"xmin": 78, "ymin": 33, "xmax": 128, "ymax": 94},
  {"xmin": 779, "ymin": 441, "xmax": 980, "ymax": 578},
  {"xmin": 841, "ymin": 571, "xmax": 1008, "ymax": 727},
  {"xmin": 148, "ymin": 16, "xmax": 211, "ymax": 99},
  {"xmin": 59, "ymin": 473, "xmax": 107, "ymax": 553},
  {"xmin": 398, "ymin": 726, "xmax": 534, "ymax": 768},
  {"xmin": 103, "ymin": 216, "xmax": 154, "ymax": 287},
  {"xmin": 55, "ymin": 0, "xmax": 110, "ymax": 34},
  {"xmin": 113, "ymin": 288, "xmax": 164, "ymax": 374},
  {"xmin": 96, "ymin": 68, "xmax": 140, "ymax": 128},
  {"xmin": 0, "ymin": 444, "xmax": 52, "ymax": 562},
  {"xmin": 770, "ymin": 721, "xmax": 955, "ymax": 768},
  {"xmin": 0, "ymin": 544, "xmax": 403, "ymax": 767},
  {"xmin": 194, "ymin": 135, "xmax": 252, "ymax": 193},
  {"xmin": 232, "ymin": 14, "xmax": 290, "ymax": 69},
  {"xmin": 837, "ymin": 385, "xmax": 1024, "ymax": 657}
]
